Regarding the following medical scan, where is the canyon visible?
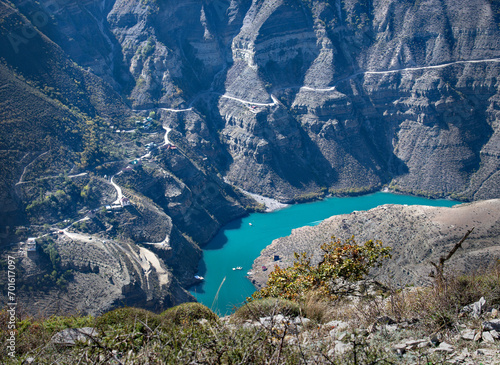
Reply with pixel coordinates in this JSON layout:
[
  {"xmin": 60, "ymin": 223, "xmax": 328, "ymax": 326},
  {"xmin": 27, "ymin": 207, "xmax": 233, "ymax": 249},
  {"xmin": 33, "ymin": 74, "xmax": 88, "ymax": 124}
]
[{"xmin": 0, "ymin": 0, "xmax": 499, "ymax": 314}]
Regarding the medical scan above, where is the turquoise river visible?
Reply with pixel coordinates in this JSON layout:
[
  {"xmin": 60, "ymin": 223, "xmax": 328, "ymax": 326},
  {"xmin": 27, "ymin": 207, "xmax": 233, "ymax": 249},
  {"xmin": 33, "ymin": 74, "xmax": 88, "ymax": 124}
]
[{"xmin": 189, "ymin": 192, "xmax": 459, "ymax": 315}]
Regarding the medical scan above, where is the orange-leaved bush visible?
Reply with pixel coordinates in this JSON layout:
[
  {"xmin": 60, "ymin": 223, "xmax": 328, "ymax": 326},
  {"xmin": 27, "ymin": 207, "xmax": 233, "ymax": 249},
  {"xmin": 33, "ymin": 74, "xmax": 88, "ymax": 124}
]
[{"xmin": 253, "ymin": 236, "xmax": 392, "ymax": 301}]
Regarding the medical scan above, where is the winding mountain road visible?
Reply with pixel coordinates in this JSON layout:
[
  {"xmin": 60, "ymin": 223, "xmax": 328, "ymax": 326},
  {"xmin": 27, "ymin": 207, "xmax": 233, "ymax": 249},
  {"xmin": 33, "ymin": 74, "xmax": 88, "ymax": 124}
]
[
  {"xmin": 127, "ymin": 57, "xmax": 500, "ymax": 112},
  {"xmin": 220, "ymin": 94, "xmax": 279, "ymax": 106},
  {"xmin": 16, "ymin": 151, "xmax": 50, "ymax": 186},
  {"xmin": 160, "ymin": 107, "xmax": 193, "ymax": 113},
  {"xmin": 219, "ymin": 57, "xmax": 500, "ymax": 105},
  {"xmin": 300, "ymin": 57, "xmax": 500, "ymax": 93},
  {"xmin": 163, "ymin": 126, "xmax": 172, "ymax": 145}
]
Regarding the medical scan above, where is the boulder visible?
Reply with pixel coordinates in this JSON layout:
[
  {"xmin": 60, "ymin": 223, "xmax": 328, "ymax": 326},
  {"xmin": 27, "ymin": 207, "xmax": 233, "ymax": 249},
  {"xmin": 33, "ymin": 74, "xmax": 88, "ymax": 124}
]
[
  {"xmin": 483, "ymin": 319, "xmax": 500, "ymax": 332},
  {"xmin": 461, "ymin": 297, "xmax": 486, "ymax": 318},
  {"xmin": 51, "ymin": 327, "xmax": 98, "ymax": 346},
  {"xmin": 461, "ymin": 329, "xmax": 476, "ymax": 341}
]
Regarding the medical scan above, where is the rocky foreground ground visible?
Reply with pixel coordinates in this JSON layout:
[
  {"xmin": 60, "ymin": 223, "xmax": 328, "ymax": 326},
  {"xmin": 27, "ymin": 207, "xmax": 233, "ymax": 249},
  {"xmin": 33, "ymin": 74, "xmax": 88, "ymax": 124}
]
[{"xmin": 9, "ymin": 286, "xmax": 500, "ymax": 364}]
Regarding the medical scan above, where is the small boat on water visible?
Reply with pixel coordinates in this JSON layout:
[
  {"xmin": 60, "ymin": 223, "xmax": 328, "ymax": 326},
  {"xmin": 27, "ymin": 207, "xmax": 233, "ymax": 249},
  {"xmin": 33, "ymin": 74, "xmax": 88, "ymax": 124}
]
[
  {"xmin": 232, "ymin": 266, "xmax": 243, "ymax": 271},
  {"xmin": 249, "ymin": 223, "xmax": 252, "ymax": 226},
  {"xmin": 194, "ymin": 275, "xmax": 204, "ymax": 280}
]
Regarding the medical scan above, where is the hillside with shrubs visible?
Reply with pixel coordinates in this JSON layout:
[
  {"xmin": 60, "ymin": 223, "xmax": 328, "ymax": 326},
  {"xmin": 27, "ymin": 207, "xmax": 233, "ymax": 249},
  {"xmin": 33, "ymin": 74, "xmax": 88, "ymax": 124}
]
[{"xmin": 2, "ymin": 235, "xmax": 500, "ymax": 364}]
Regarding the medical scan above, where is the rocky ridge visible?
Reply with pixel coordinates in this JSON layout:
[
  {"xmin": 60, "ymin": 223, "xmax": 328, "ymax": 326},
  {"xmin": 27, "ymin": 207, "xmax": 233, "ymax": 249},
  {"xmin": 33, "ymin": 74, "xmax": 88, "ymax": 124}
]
[
  {"xmin": 23, "ymin": 291, "xmax": 500, "ymax": 364},
  {"xmin": 250, "ymin": 199, "xmax": 500, "ymax": 289}
]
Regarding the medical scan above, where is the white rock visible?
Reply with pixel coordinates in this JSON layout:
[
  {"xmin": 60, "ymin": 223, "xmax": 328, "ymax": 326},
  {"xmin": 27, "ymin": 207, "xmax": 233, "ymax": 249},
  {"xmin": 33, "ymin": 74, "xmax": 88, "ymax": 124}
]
[
  {"xmin": 274, "ymin": 314, "xmax": 286, "ymax": 323},
  {"xmin": 482, "ymin": 331, "xmax": 495, "ymax": 343},
  {"xmin": 334, "ymin": 341, "xmax": 353, "ymax": 355},
  {"xmin": 324, "ymin": 320, "xmax": 349, "ymax": 332},
  {"xmin": 472, "ymin": 297, "xmax": 486, "ymax": 318},
  {"xmin": 461, "ymin": 329, "xmax": 476, "ymax": 340},
  {"xmin": 418, "ymin": 341, "xmax": 431, "ymax": 348},
  {"xmin": 51, "ymin": 327, "xmax": 97, "ymax": 346},
  {"xmin": 393, "ymin": 343, "xmax": 407, "ymax": 354},
  {"xmin": 293, "ymin": 317, "xmax": 311, "ymax": 326},
  {"xmin": 405, "ymin": 339, "xmax": 428, "ymax": 346},
  {"xmin": 337, "ymin": 332, "xmax": 348, "ymax": 341},
  {"xmin": 434, "ymin": 342, "xmax": 454, "ymax": 353},
  {"xmin": 490, "ymin": 329, "xmax": 500, "ymax": 339},
  {"xmin": 384, "ymin": 324, "xmax": 398, "ymax": 332}
]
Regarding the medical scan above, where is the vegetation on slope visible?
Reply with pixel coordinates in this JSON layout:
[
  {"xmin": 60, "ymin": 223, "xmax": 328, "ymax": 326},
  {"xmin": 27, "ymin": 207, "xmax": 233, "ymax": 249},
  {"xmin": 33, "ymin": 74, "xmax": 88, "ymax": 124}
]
[{"xmin": 253, "ymin": 236, "xmax": 392, "ymax": 301}]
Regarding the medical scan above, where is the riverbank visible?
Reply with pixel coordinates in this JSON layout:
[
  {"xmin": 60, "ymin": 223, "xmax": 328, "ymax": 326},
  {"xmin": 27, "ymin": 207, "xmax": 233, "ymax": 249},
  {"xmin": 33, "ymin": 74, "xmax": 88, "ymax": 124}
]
[{"xmin": 243, "ymin": 190, "xmax": 289, "ymax": 212}]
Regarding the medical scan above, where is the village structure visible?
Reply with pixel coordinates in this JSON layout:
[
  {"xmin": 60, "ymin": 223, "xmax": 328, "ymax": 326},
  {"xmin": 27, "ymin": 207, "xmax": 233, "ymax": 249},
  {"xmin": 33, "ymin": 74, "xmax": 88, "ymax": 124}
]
[{"xmin": 18, "ymin": 237, "xmax": 38, "ymax": 258}]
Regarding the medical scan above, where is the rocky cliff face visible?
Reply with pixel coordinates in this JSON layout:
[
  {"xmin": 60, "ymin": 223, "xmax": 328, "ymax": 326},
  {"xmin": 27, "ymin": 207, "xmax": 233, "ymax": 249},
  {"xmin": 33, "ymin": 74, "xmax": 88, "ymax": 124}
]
[
  {"xmin": 250, "ymin": 199, "xmax": 500, "ymax": 289},
  {"xmin": 10, "ymin": 0, "xmax": 496, "ymax": 202},
  {"xmin": 1, "ymin": 0, "xmax": 500, "ymax": 314},
  {"xmin": 16, "ymin": 232, "xmax": 194, "ymax": 317},
  {"xmin": 114, "ymin": 0, "xmax": 500, "ymax": 201}
]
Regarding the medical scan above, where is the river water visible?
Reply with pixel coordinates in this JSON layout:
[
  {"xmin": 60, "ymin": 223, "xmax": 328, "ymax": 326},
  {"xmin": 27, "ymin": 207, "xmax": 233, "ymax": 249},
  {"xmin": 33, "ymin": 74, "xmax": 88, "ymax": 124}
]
[{"xmin": 189, "ymin": 192, "xmax": 459, "ymax": 315}]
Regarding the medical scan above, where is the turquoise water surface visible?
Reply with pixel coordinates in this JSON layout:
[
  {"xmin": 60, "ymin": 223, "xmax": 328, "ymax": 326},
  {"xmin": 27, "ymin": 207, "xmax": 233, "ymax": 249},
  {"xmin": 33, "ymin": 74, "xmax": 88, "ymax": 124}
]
[{"xmin": 189, "ymin": 192, "xmax": 459, "ymax": 315}]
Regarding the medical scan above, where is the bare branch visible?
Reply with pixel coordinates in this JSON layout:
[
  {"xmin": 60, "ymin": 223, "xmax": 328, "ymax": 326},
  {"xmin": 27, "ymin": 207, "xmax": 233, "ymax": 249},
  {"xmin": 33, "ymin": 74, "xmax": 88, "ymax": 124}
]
[{"xmin": 431, "ymin": 227, "xmax": 475, "ymax": 285}]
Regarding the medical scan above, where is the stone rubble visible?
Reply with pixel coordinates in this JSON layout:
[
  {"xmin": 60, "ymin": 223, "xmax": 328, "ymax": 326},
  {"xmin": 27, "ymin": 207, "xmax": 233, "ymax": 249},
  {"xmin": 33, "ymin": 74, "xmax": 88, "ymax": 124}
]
[{"xmin": 47, "ymin": 297, "xmax": 500, "ymax": 364}]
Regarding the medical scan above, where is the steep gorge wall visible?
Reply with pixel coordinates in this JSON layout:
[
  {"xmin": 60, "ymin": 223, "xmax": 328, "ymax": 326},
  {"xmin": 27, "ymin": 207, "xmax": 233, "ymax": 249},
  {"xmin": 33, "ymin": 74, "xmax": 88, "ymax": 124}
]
[{"xmin": 10, "ymin": 0, "xmax": 499, "ymax": 201}]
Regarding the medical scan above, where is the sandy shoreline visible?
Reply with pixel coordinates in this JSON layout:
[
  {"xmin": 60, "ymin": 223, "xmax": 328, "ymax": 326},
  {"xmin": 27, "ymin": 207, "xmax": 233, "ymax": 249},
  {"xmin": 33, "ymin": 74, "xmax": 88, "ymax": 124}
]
[{"xmin": 242, "ymin": 190, "xmax": 289, "ymax": 212}]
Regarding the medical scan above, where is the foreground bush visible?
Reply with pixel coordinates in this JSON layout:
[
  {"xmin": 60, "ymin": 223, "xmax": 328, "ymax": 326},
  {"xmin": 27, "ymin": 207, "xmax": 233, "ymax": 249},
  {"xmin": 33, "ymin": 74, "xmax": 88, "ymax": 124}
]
[
  {"xmin": 232, "ymin": 298, "xmax": 301, "ymax": 322},
  {"xmin": 254, "ymin": 236, "xmax": 392, "ymax": 301},
  {"xmin": 381, "ymin": 265, "xmax": 500, "ymax": 331},
  {"xmin": 96, "ymin": 307, "xmax": 161, "ymax": 332},
  {"xmin": 160, "ymin": 302, "xmax": 218, "ymax": 325},
  {"xmin": 0, "ymin": 312, "xmax": 94, "ymax": 361}
]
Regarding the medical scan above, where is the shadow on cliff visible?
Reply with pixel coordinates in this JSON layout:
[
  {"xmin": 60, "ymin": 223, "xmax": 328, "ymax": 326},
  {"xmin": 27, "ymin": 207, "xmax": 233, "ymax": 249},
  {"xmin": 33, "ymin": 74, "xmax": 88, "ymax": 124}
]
[
  {"xmin": 254, "ymin": 2, "xmax": 320, "ymax": 90},
  {"xmin": 203, "ymin": 218, "xmax": 244, "ymax": 251}
]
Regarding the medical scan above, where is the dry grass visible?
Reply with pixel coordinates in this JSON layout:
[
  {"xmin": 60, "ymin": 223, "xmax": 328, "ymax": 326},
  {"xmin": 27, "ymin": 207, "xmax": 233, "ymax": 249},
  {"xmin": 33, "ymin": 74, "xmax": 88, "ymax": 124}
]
[{"xmin": 299, "ymin": 290, "xmax": 338, "ymax": 323}]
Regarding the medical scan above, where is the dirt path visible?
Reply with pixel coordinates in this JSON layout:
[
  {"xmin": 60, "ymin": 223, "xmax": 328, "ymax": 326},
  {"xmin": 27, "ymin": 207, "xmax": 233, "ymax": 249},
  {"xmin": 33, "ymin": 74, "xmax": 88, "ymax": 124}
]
[
  {"xmin": 16, "ymin": 151, "xmax": 50, "ymax": 185},
  {"xmin": 110, "ymin": 176, "xmax": 123, "ymax": 204},
  {"xmin": 300, "ymin": 57, "xmax": 500, "ymax": 92},
  {"xmin": 160, "ymin": 107, "xmax": 193, "ymax": 113},
  {"xmin": 163, "ymin": 126, "xmax": 172, "ymax": 145}
]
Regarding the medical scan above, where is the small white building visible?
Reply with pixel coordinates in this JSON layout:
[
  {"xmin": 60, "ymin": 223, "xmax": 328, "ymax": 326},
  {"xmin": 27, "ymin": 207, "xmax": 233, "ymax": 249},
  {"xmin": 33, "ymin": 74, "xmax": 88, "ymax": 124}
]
[
  {"xmin": 120, "ymin": 197, "xmax": 131, "ymax": 207},
  {"xmin": 26, "ymin": 238, "xmax": 37, "ymax": 257}
]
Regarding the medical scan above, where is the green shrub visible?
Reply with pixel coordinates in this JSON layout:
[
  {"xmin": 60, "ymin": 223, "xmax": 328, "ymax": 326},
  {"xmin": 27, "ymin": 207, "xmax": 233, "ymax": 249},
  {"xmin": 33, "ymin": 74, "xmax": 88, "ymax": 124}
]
[
  {"xmin": 160, "ymin": 302, "xmax": 218, "ymax": 326},
  {"xmin": 0, "ymin": 312, "xmax": 95, "ymax": 361},
  {"xmin": 253, "ymin": 236, "xmax": 392, "ymax": 301},
  {"xmin": 96, "ymin": 307, "xmax": 160, "ymax": 333}
]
